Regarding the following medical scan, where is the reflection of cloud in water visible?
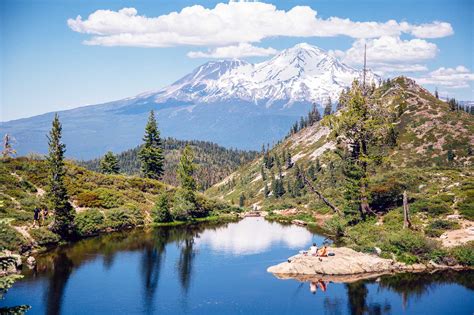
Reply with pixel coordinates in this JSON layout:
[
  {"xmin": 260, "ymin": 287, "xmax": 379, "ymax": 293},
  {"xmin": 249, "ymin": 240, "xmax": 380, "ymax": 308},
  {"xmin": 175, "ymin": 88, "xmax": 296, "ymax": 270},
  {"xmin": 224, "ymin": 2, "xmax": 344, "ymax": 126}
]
[{"xmin": 195, "ymin": 218, "xmax": 313, "ymax": 255}]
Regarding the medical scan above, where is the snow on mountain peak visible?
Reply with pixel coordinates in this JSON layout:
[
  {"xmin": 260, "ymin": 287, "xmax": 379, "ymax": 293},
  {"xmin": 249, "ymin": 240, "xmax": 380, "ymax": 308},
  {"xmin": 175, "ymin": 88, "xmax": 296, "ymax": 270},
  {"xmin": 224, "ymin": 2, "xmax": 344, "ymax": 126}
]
[{"xmin": 151, "ymin": 43, "xmax": 379, "ymax": 106}]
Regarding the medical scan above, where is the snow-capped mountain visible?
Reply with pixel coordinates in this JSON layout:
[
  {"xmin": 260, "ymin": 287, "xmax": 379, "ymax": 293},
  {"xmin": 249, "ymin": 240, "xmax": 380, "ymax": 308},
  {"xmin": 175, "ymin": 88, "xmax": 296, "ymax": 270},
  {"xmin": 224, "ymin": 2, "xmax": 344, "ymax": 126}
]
[
  {"xmin": 140, "ymin": 43, "xmax": 379, "ymax": 107},
  {"xmin": 1, "ymin": 43, "xmax": 379, "ymax": 159}
]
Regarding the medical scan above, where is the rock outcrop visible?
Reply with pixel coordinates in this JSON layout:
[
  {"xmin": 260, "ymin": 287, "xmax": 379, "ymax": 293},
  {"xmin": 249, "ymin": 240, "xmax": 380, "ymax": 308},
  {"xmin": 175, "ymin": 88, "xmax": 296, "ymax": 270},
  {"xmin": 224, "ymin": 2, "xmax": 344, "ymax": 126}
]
[{"xmin": 267, "ymin": 247, "xmax": 467, "ymax": 282}]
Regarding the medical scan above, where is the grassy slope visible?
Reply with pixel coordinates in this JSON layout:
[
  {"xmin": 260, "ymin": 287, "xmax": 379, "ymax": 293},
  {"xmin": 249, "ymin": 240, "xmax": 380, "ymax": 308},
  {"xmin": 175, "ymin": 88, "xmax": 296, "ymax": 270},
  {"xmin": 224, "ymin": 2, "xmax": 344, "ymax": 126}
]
[
  {"xmin": 206, "ymin": 77, "xmax": 474, "ymax": 265},
  {"xmin": 0, "ymin": 157, "xmax": 236, "ymax": 253}
]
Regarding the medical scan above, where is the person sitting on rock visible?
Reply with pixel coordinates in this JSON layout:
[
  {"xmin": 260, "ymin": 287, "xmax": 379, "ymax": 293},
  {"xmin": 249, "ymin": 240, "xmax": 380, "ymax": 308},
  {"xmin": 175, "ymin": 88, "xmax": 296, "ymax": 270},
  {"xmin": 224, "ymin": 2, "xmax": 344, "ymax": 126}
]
[
  {"xmin": 309, "ymin": 243, "xmax": 318, "ymax": 256},
  {"xmin": 318, "ymin": 245, "xmax": 328, "ymax": 257}
]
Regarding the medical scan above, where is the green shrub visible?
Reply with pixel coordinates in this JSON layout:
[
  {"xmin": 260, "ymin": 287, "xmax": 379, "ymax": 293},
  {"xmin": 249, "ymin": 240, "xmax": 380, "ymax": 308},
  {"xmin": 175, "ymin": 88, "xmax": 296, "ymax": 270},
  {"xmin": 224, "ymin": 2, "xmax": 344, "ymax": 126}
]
[
  {"xmin": 75, "ymin": 191, "xmax": 102, "ymax": 208},
  {"xmin": 75, "ymin": 209, "xmax": 105, "ymax": 236},
  {"xmin": 172, "ymin": 190, "xmax": 196, "ymax": 221},
  {"xmin": 384, "ymin": 230, "xmax": 438, "ymax": 263},
  {"xmin": 457, "ymin": 190, "xmax": 474, "ymax": 220},
  {"xmin": 19, "ymin": 179, "xmax": 37, "ymax": 193},
  {"xmin": 153, "ymin": 193, "xmax": 172, "ymax": 223},
  {"xmin": 29, "ymin": 228, "xmax": 60, "ymax": 246},
  {"xmin": 410, "ymin": 197, "xmax": 451, "ymax": 216},
  {"xmin": 324, "ymin": 216, "xmax": 347, "ymax": 237},
  {"xmin": 105, "ymin": 208, "xmax": 135, "ymax": 229},
  {"xmin": 96, "ymin": 188, "xmax": 124, "ymax": 209},
  {"xmin": 451, "ymin": 242, "xmax": 474, "ymax": 266},
  {"xmin": 425, "ymin": 219, "xmax": 459, "ymax": 237},
  {"xmin": 0, "ymin": 223, "xmax": 28, "ymax": 251}
]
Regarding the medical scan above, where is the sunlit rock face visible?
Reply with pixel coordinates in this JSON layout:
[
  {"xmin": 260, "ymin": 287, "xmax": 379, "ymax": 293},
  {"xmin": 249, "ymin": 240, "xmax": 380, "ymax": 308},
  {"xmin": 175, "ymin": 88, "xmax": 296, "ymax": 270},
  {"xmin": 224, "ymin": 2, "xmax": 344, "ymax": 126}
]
[{"xmin": 195, "ymin": 218, "xmax": 313, "ymax": 255}]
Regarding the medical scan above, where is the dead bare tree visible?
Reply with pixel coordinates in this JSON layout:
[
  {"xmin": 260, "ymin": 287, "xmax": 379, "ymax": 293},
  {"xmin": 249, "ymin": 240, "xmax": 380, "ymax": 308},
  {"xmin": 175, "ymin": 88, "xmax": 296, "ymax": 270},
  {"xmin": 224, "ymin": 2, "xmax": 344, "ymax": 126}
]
[
  {"xmin": 301, "ymin": 173, "xmax": 342, "ymax": 216},
  {"xmin": 403, "ymin": 190, "xmax": 412, "ymax": 229}
]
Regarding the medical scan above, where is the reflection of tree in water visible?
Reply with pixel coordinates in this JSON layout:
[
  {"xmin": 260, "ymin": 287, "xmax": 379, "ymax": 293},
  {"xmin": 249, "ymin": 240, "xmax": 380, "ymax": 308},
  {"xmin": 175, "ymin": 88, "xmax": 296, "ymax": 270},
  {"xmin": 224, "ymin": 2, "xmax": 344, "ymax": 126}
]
[
  {"xmin": 45, "ymin": 252, "xmax": 74, "ymax": 315},
  {"xmin": 177, "ymin": 235, "xmax": 196, "ymax": 294},
  {"xmin": 377, "ymin": 271, "xmax": 474, "ymax": 308},
  {"xmin": 346, "ymin": 282, "xmax": 391, "ymax": 315},
  {"xmin": 343, "ymin": 270, "xmax": 474, "ymax": 314},
  {"xmin": 141, "ymin": 228, "xmax": 170, "ymax": 313}
]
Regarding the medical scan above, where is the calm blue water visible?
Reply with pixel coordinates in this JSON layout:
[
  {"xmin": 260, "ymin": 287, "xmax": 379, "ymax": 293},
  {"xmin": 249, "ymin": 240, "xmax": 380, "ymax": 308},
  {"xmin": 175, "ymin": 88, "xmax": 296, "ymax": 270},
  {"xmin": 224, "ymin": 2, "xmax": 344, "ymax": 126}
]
[{"xmin": 1, "ymin": 218, "xmax": 473, "ymax": 314}]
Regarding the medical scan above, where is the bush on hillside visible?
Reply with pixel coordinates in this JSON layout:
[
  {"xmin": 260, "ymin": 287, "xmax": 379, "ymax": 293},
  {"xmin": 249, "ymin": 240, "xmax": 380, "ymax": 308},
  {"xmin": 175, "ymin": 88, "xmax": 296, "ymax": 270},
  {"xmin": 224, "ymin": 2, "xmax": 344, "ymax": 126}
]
[
  {"xmin": 425, "ymin": 219, "xmax": 459, "ymax": 237},
  {"xmin": 29, "ymin": 228, "xmax": 60, "ymax": 246},
  {"xmin": 172, "ymin": 190, "xmax": 196, "ymax": 221},
  {"xmin": 96, "ymin": 188, "xmax": 124, "ymax": 209},
  {"xmin": 105, "ymin": 208, "xmax": 136, "ymax": 230},
  {"xmin": 383, "ymin": 230, "xmax": 439, "ymax": 263},
  {"xmin": 75, "ymin": 209, "xmax": 105, "ymax": 236},
  {"xmin": 0, "ymin": 223, "xmax": 28, "ymax": 251},
  {"xmin": 451, "ymin": 241, "xmax": 474, "ymax": 266},
  {"xmin": 75, "ymin": 191, "xmax": 102, "ymax": 208},
  {"xmin": 153, "ymin": 193, "xmax": 172, "ymax": 223},
  {"xmin": 410, "ymin": 196, "xmax": 452, "ymax": 216},
  {"xmin": 458, "ymin": 190, "xmax": 474, "ymax": 220}
]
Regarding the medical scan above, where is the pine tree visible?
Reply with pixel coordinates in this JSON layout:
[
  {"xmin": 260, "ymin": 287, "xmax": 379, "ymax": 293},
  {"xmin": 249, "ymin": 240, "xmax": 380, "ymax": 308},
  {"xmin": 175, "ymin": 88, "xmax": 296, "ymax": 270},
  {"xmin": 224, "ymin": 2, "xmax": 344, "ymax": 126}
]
[
  {"xmin": 2, "ymin": 134, "xmax": 16, "ymax": 159},
  {"xmin": 154, "ymin": 193, "xmax": 172, "ymax": 223},
  {"xmin": 264, "ymin": 183, "xmax": 269, "ymax": 198},
  {"xmin": 328, "ymin": 81, "xmax": 389, "ymax": 220},
  {"xmin": 324, "ymin": 97, "xmax": 332, "ymax": 116},
  {"xmin": 100, "ymin": 151, "xmax": 120, "ymax": 174},
  {"xmin": 239, "ymin": 193, "xmax": 246, "ymax": 207},
  {"xmin": 286, "ymin": 151, "xmax": 293, "ymax": 169},
  {"xmin": 47, "ymin": 114, "xmax": 75, "ymax": 238},
  {"xmin": 276, "ymin": 158, "xmax": 283, "ymax": 179},
  {"xmin": 177, "ymin": 145, "xmax": 196, "ymax": 192},
  {"xmin": 139, "ymin": 110, "xmax": 164, "ymax": 179},
  {"xmin": 260, "ymin": 164, "xmax": 266, "ymax": 181},
  {"xmin": 434, "ymin": 88, "xmax": 439, "ymax": 99}
]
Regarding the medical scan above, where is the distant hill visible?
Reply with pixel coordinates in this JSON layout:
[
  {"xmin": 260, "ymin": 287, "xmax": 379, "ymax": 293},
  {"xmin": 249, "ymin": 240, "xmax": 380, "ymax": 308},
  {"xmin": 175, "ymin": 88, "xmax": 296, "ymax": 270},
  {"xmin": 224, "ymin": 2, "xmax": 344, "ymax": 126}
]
[{"xmin": 79, "ymin": 138, "xmax": 259, "ymax": 191}]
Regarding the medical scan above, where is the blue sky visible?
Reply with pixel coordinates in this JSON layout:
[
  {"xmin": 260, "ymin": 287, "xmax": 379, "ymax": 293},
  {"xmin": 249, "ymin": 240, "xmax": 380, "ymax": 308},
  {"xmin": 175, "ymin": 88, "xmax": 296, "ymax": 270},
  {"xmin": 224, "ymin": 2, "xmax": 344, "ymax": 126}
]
[{"xmin": 1, "ymin": 0, "xmax": 473, "ymax": 121}]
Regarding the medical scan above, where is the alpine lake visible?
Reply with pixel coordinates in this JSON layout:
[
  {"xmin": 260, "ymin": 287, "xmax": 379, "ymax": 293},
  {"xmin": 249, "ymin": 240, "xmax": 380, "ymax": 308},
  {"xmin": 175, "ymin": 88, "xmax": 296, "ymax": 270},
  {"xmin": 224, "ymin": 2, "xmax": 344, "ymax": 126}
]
[{"xmin": 2, "ymin": 218, "xmax": 473, "ymax": 314}]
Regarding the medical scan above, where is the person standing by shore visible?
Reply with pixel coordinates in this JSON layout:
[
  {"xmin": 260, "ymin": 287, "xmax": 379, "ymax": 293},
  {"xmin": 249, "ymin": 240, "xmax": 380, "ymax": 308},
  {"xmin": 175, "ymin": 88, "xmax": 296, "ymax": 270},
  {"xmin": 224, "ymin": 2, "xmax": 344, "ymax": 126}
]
[{"xmin": 33, "ymin": 207, "xmax": 41, "ymax": 227}]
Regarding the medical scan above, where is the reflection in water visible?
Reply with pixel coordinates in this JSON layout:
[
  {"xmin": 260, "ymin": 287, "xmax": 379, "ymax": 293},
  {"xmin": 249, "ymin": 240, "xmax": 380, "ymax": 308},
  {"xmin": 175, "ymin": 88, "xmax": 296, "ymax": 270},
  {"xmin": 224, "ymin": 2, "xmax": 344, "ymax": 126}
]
[
  {"xmin": 45, "ymin": 252, "xmax": 74, "ymax": 315},
  {"xmin": 195, "ymin": 218, "xmax": 313, "ymax": 255},
  {"xmin": 141, "ymin": 228, "xmax": 168, "ymax": 313},
  {"xmin": 3, "ymin": 219, "xmax": 473, "ymax": 314}
]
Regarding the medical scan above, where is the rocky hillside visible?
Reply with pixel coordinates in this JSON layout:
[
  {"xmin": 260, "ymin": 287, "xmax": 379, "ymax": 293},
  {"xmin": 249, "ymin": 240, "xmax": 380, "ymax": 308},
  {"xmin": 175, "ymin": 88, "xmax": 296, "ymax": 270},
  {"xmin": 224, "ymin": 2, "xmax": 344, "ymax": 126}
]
[
  {"xmin": 79, "ymin": 138, "xmax": 258, "ymax": 191},
  {"xmin": 206, "ymin": 76, "xmax": 474, "ymax": 264},
  {"xmin": 206, "ymin": 76, "xmax": 473, "ymax": 225}
]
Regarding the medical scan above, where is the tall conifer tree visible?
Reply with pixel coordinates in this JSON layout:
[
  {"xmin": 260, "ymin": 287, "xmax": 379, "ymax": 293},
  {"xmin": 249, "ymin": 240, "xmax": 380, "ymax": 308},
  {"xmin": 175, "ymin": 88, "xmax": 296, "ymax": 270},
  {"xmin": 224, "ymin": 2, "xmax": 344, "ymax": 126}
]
[
  {"xmin": 139, "ymin": 110, "xmax": 164, "ymax": 179},
  {"xmin": 47, "ymin": 114, "xmax": 75, "ymax": 237}
]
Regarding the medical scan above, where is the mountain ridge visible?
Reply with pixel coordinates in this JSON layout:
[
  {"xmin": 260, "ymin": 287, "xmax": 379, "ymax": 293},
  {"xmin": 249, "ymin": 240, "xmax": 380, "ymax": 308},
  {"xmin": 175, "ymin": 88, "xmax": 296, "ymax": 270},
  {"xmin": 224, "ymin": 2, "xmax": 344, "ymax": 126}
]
[{"xmin": 1, "ymin": 43, "xmax": 378, "ymax": 159}]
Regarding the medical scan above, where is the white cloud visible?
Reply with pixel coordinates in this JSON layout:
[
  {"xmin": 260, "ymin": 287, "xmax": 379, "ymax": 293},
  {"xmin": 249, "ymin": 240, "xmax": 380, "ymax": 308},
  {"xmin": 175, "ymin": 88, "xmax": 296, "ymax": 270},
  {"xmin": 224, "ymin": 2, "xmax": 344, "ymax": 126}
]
[
  {"xmin": 332, "ymin": 36, "xmax": 438, "ymax": 74},
  {"xmin": 409, "ymin": 21, "xmax": 454, "ymax": 39},
  {"xmin": 187, "ymin": 43, "xmax": 278, "ymax": 58},
  {"xmin": 67, "ymin": 2, "xmax": 453, "ymax": 48},
  {"xmin": 417, "ymin": 66, "xmax": 474, "ymax": 88}
]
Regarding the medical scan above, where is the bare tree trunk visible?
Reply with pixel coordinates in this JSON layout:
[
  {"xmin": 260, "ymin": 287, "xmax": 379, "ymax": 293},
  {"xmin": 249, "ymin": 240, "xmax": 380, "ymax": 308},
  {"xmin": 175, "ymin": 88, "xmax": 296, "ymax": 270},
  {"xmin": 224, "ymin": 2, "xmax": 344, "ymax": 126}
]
[
  {"xmin": 302, "ymin": 175, "xmax": 342, "ymax": 216},
  {"xmin": 359, "ymin": 139, "xmax": 375, "ymax": 219},
  {"xmin": 403, "ymin": 190, "xmax": 412, "ymax": 229}
]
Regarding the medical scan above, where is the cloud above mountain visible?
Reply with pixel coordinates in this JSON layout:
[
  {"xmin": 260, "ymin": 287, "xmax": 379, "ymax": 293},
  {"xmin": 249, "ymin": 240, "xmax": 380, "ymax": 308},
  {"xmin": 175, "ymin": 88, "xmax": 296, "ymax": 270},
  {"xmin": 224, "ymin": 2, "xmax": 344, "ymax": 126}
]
[
  {"xmin": 417, "ymin": 66, "xmax": 474, "ymax": 89},
  {"xmin": 187, "ymin": 43, "xmax": 278, "ymax": 59},
  {"xmin": 331, "ymin": 36, "xmax": 438, "ymax": 74},
  {"xmin": 67, "ymin": 2, "xmax": 453, "ymax": 48}
]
